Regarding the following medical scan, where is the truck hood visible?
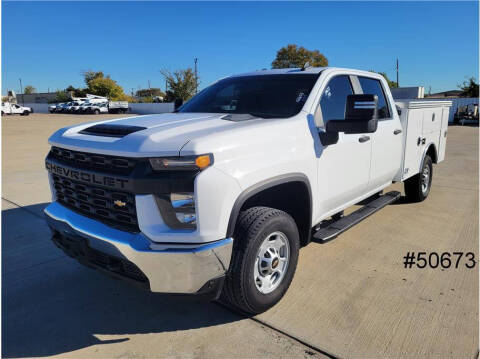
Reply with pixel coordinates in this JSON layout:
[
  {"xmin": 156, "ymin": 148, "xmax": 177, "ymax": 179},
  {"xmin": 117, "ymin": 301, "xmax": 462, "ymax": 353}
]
[{"xmin": 48, "ymin": 113, "xmax": 237, "ymax": 157}]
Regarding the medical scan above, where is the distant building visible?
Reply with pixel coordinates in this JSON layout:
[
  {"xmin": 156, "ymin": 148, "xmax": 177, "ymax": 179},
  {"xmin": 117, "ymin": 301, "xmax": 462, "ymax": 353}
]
[
  {"xmin": 425, "ymin": 90, "xmax": 462, "ymax": 98},
  {"xmin": 16, "ymin": 92, "xmax": 58, "ymax": 103}
]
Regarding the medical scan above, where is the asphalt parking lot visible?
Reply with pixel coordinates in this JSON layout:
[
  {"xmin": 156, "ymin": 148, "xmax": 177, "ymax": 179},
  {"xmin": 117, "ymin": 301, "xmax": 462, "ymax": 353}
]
[{"xmin": 2, "ymin": 113, "xmax": 478, "ymax": 358}]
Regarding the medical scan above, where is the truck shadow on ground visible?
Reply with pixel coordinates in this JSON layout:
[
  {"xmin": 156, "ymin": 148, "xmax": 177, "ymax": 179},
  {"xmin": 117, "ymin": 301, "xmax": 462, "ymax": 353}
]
[{"xmin": 2, "ymin": 203, "xmax": 245, "ymax": 358}]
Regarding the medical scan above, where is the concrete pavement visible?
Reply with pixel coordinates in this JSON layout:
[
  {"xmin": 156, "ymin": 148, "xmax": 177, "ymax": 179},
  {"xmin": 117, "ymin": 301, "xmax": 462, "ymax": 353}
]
[{"xmin": 2, "ymin": 113, "xmax": 478, "ymax": 358}]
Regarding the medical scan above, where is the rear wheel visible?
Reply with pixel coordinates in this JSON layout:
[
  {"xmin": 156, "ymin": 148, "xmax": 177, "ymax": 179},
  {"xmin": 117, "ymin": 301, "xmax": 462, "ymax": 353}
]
[
  {"xmin": 222, "ymin": 206, "xmax": 299, "ymax": 314},
  {"xmin": 23, "ymin": 111, "xmax": 29, "ymax": 116},
  {"xmin": 404, "ymin": 155, "xmax": 432, "ymax": 202}
]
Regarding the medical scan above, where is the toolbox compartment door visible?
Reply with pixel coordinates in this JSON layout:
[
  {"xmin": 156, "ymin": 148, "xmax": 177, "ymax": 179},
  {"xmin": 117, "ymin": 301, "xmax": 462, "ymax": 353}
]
[
  {"xmin": 401, "ymin": 108, "xmax": 424, "ymax": 181},
  {"xmin": 437, "ymin": 106, "xmax": 449, "ymax": 163}
]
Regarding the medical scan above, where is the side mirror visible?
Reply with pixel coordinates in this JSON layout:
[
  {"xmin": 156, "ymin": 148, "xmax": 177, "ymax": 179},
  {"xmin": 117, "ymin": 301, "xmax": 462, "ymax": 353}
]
[
  {"xmin": 174, "ymin": 98, "xmax": 183, "ymax": 111},
  {"xmin": 326, "ymin": 94, "xmax": 379, "ymax": 134}
]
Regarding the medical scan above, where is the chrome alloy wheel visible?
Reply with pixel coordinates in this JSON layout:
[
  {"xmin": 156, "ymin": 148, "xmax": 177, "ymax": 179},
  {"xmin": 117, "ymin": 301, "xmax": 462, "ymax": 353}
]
[
  {"xmin": 254, "ymin": 231, "xmax": 290, "ymax": 294},
  {"xmin": 421, "ymin": 165, "xmax": 430, "ymax": 194}
]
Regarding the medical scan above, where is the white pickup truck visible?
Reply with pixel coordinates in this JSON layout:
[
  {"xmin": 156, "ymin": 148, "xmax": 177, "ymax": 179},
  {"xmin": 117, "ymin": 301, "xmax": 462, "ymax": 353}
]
[
  {"xmin": 1, "ymin": 102, "xmax": 33, "ymax": 116},
  {"xmin": 44, "ymin": 67, "xmax": 451, "ymax": 314}
]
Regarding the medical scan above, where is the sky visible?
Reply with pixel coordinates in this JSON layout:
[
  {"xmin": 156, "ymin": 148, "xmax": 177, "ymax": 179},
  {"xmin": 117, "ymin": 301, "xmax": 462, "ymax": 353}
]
[{"xmin": 2, "ymin": 1, "xmax": 479, "ymax": 95}]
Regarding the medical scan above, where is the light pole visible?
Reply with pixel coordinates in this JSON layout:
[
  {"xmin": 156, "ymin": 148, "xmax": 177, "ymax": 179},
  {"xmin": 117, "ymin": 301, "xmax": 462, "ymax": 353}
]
[
  {"xmin": 396, "ymin": 58, "xmax": 399, "ymax": 87},
  {"xmin": 19, "ymin": 78, "xmax": 24, "ymax": 105},
  {"xmin": 194, "ymin": 58, "xmax": 198, "ymax": 94}
]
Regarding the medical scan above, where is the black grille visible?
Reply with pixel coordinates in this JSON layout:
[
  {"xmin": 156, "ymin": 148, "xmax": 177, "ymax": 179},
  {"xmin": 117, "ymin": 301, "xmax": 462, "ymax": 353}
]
[
  {"xmin": 52, "ymin": 174, "xmax": 139, "ymax": 232},
  {"xmin": 49, "ymin": 146, "xmax": 138, "ymax": 175}
]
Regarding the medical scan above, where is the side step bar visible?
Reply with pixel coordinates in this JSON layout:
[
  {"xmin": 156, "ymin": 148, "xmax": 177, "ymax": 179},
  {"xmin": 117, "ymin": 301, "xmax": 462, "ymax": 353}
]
[{"xmin": 313, "ymin": 191, "xmax": 401, "ymax": 242}]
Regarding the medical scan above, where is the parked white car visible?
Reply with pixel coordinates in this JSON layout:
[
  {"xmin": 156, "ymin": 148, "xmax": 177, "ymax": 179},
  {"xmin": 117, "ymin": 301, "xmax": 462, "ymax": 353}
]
[
  {"xmin": 88, "ymin": 102, "xmax": 109, "ymax": 114},
  {"xmin": 49, "ymin": 103, "xmax": 61, "ymax": 113},
  {"xmin": 69, "ymin": 101, "xmax": 86, "ymax": 113},
  {"xmin": 56, "ymin": 102, "xmax": 73, "ymax": 113},
  {"xmin": 45, "ymin": 67, "xmax": 451, "ymax": 314},
  {"xmin": 1, "ymin": 102, "xmax": 33, "ymax": 116}
]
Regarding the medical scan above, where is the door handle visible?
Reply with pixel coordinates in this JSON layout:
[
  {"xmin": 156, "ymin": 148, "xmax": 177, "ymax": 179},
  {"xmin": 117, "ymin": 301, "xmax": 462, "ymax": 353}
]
[
  {"xmin": 358, "ymin": 135, "xmax": 370, "ymax": 143},
  {"xmin": 393, "ymin": 129, "xmax": 402, "ymax": 135}
]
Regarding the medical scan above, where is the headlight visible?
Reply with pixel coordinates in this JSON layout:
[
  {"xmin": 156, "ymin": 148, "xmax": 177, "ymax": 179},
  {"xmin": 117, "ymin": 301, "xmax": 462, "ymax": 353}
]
[
  {"xmin": 149, "ymin": 154, "xmax": 213, "ymax": 171},
  {"xmin": 156, "ymin": 192, "xmax": 197, "ymax": 230}
]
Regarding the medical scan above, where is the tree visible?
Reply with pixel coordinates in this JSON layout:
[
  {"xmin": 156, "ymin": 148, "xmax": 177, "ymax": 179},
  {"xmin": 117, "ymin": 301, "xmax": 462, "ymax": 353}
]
[
  {"xmin": 65, "ymin": 85, "xmax": 87, "ymax": 97},
  {"xmin": 82, "ymin": 70, "xmax": 104, "ymax": 87},
  {"xmin": 24, "ymin": 85, "xmax": 36, "ymax": 94},
  {"xmin": 81, "ymin": 70, "xmax": 127, "ymax": 100},
  {"xmin": 136, "ymin": 88, "xmax": 165, "ymax": 98},
  {"xmin": 458, "ymin": 77, "xmax": 479, "ymax": 98},
  {"xmin": 88, "ymin": 77, "xmax": 125, "ymax": 99},
  {"xmin": 271, "ymin": 44, "xmax": 328, "ymax": 69},
  {"xmin": 54, "ymin": 90, "xmax": 70, "ymax": 103},
  {"xmin": 374, "ymin": 71, "xmax": 398, "ymax": 88},
  {"xmin": 161, "ymin": 68, "xmax": 197, "ymax": 102}
]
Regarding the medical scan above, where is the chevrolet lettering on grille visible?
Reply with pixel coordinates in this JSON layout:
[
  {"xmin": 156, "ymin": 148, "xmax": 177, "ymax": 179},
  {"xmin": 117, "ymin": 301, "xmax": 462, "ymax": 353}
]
[{"xmin": 45, "ymin": 161, "xmax": 129, "ymax": 189}]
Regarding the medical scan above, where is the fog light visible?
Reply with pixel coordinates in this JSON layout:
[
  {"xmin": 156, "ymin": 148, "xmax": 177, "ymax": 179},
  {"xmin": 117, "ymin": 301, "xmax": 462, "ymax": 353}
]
[
  {"xmin": 176, "ymin": 212, "xmax": 196, "ymax": 224},
  {"xmin": 155, "ymin": 192, "xmax": 197, "ymax": 229}
]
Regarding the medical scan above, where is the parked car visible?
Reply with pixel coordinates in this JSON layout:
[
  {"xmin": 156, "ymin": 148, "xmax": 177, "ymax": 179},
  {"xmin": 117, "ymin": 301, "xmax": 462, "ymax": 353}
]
[
  {"xmin": 70, "ymin": 101, "xmax": 85, "ymax": 113},
  {"xmin": 55, "ymin": 102, "xmax": 72, "ymax": 113},
  {"xmin": 49, "ymin": 103, "xmax": 61, "ymax": 113},
  {"xmin": 44, "ymin": 67, "xmax": 451, "ymax": 314},
  {"xmin": 453, "ymin": 104, "xmax": 479, "ymax": 124},
  {"xmin": 1, "ymin": 102, "xmax": 33, "ymax": 116},
  {"xmin": 88, "ymin": 102, "xmax": 109, "ymax": 115}
]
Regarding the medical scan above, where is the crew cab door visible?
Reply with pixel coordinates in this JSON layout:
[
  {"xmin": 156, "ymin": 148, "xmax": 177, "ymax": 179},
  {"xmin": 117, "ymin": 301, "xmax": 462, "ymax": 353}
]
[
  {"xmin": 314, "ymin": 75, "xmax": 372, "ymax": 215},
  {"xmin": 357, "ymin": 76, "xmax": 402, "ymax": 190}
]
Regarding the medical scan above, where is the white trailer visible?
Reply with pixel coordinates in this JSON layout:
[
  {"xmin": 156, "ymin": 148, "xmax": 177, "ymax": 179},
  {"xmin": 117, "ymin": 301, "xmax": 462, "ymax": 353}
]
[{"xmin": 108, "ymin": 101, "xmax": 128, "ymax": 114}]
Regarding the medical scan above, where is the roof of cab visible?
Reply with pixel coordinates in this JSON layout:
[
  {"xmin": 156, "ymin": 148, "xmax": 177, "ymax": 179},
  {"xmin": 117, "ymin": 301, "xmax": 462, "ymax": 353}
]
[
  {"xmin": 232, "ymin": 67, "xmax": 380, "ymax": 78},
  {"xmin": 232, "ymin": 67, "xmax": 327, "ymax": 77}
]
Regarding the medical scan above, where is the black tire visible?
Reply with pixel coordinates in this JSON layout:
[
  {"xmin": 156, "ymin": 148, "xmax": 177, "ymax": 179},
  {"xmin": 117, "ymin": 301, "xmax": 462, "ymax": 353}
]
[
  {"xmin": 222, "ymin": 206, "xmax": 300, "ymax": 314},
  {"xmin": 94, "ymin": 109, "xmax": 100, "ymax": 115},
  {"xmin": 404, "ymin": 155, "xmax": 433, "ymax": 202},
  {"xmin": 23, "ymin": 111, "xmax": 29, "ymax": 116}
]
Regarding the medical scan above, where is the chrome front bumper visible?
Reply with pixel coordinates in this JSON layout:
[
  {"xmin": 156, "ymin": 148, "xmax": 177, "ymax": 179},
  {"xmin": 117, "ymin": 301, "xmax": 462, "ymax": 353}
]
[{"xmin": 44, "ymin": 202, "xmax": 233, "ymax": 295}]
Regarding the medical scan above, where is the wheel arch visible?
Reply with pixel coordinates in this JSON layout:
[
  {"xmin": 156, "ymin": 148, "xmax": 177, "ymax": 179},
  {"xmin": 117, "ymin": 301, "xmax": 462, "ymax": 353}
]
[
  {"xmin": 226, "ymin": 173, "xmax": 313, "ymax": 246},
  {"xmin": 420, "ymin": 143, "xmax": 438, "ymax": 172}
]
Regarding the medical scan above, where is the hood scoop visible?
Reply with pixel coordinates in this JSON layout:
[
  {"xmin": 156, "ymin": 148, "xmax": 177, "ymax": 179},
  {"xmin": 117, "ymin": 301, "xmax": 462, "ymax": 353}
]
[{"xmin": 79, "ymin": 124, "xmax": 147, "ymax": 138}]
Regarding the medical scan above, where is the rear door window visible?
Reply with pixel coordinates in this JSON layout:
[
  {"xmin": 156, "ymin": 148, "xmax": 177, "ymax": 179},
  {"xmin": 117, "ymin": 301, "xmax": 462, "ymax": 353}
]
[{"xmin": 358, "ymin": 77, "xmax": 391, "ymax": 119}]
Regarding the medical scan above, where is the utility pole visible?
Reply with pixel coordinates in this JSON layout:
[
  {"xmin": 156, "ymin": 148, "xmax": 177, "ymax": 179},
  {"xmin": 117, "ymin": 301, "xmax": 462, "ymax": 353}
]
[
  {"xmin": 396, "ymin": 58, "xmax": 399, "ymax": 87},
  {"xmin": 131, "ymin": 88, "xmax": 135, "ymax": 98},
  {"xmin": 194, "ymin": 58, "xmax": 198, "ymax": 94},
  {"xmin": 19, "ymin": 78, "xmax": 24, "ymax": 105},
  {"xmin": 148, "ymin": 80, "xmax": 151, "ymax": 97}
]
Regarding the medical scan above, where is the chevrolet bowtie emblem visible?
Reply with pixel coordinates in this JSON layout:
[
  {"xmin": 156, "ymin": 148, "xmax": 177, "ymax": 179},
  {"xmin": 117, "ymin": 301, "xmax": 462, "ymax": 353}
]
[{"xmin": 114, "ymin": 199, "xmax": 126, "ymax": 207}]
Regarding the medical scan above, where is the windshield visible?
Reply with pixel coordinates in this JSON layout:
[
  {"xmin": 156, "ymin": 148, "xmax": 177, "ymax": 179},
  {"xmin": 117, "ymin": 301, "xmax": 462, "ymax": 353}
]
[{"xmin": 179, "ymin": 74, "xmax": 319, "ymax": 119}]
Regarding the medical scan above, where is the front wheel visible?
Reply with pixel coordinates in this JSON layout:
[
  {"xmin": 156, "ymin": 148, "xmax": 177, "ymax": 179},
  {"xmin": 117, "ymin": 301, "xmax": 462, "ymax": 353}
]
[
  {"xmin": 222, "ymin": 206, "xmax": 299, "ymax": 314},
  {"xmin": 404, "ymin": 155, "xmax": 432, "ymax": 202},
  {"xmin": 23, "ymin": 111, "xmax": 29, "ymax": 116}
]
